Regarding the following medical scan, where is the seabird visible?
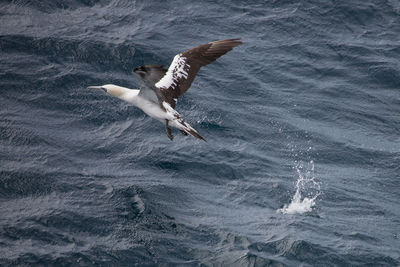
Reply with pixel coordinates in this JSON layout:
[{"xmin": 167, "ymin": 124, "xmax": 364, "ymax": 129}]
[{"xmin": 88, "ymin": 38, "xmax": 242, "ymax": 141}]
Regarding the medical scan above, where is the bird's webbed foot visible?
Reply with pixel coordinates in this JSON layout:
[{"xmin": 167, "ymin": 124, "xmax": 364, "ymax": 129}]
[{"xmin": 180, "ymin": 130, "xmax": 188, "ymax": 136}]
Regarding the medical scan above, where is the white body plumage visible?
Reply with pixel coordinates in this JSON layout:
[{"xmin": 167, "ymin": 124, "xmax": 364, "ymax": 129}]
[{"xmin": 88, "ymin": 84, "xmax": 199, "ymax": 135}]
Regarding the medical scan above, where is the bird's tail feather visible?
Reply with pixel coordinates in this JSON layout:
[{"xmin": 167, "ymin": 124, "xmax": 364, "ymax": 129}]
[
  {"xmin": 179, "ymin": 120, "xmax": 206, "ymax": 141},
  {"xmin": 163, "ymin": 101, "xmax": 206, "ymax": 141},
  {"xmin": 186, "ymin": 128, "xmax": 206, "ymax": 141}
]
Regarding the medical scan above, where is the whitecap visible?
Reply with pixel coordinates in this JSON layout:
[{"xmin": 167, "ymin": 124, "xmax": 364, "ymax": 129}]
[{"xmin": 278, "ymin": 160, "xmax": 320, "ymax": 215}]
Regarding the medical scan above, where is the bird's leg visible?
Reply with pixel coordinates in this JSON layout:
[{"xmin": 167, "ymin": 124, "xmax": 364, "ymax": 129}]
[
  {"xmin": 180, "ymin": 130, "xmax": 188, "ymax": 136},
  {"xmin": 165, "ymin": 120, "xmax": 173, "ymax": 140}
]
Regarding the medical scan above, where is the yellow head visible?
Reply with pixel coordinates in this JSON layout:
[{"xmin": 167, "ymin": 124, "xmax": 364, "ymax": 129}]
[{"xmin": 87, "ymin": 84, "xmax": 127, "ymax": 98}]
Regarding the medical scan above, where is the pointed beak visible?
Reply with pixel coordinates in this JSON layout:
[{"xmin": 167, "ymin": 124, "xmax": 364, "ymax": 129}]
[
  {"xmin": 87, "ymin": 86, "xmax": 102, "ymax": 90},
  {"xmin": 87, "ymin": 86, "xmax": 107, "ymax": 92}
]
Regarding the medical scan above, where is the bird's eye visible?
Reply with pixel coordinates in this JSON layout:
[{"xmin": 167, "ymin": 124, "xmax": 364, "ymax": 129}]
[{"xmin": 101, "ymin": 87, "xmax": 107, "ymax": 92}]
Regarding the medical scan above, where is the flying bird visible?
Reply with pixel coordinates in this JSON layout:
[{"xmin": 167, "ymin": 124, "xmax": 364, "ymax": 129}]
[{"xmin": 88, "ymin": 38, "xmax": 242, "ymax": 141}]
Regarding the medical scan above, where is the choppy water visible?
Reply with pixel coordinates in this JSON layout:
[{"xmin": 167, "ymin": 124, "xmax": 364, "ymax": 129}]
[{"xmin": 1, "ymin": 0, "xmax": 400, "ymax": 265}]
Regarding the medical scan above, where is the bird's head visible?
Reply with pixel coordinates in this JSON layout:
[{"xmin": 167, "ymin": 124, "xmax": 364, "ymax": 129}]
[{"xmin": 87, "ymin": 84, "xmax": 126, "ymax": 97}]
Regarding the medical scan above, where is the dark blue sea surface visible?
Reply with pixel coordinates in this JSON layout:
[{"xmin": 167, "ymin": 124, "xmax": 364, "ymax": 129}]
[{"xmin": 1, "ymin": 0, "xmax": 399, "ymax": 265}]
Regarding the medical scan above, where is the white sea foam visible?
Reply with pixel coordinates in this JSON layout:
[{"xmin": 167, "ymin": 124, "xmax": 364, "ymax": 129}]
[
  {"xmin": 133, "ymin": 194, "xmax": 145, "ymax": 214},
  {"xmin": 278, "ymin": 160, "xmax": 320, "ymax": 215}
]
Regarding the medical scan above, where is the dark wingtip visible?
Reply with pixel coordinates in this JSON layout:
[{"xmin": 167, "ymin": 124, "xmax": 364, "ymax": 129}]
[
  {"xmin": 212, "ymin": 38, "xmax": 243, "ymax": 46},
  {"xmin": 228, "ymin": 38, "xmax": 243, "ymax": 43},
  {"xmin": 133, "ymin": 66, "xmax": 144, "ymax": 74}
]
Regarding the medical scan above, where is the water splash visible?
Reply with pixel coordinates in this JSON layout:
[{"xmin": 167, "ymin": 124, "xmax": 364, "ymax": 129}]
[{"xmin": 278, "ymin": 160, "xmax": 320, "ymax": 215}]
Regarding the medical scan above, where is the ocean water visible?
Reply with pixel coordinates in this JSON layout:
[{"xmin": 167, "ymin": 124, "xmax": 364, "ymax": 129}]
[{"xmin": 1, "ymin": 0, "xmax": 399, "ymax": 265}]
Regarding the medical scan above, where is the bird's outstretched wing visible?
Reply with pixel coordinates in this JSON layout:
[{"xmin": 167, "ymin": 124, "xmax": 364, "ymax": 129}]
[
  {"xmin": 134, "ymin": 65, "xmax": 168, "ymax": 104},
  {"xmin": 134, "ymin": 65, "xmax": 168, "ymax": 86},
  {"xmin": 155, "ymin": 38, "xmax": 242, "ymax": 108}
]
